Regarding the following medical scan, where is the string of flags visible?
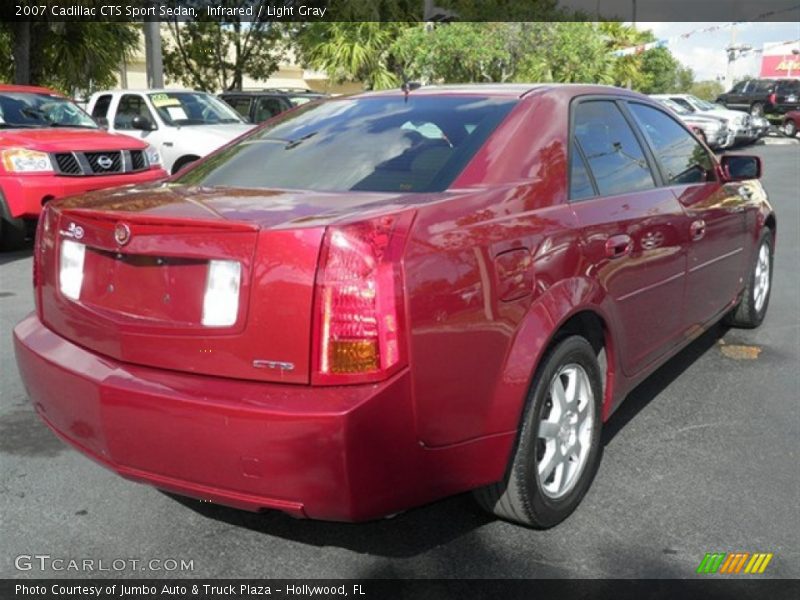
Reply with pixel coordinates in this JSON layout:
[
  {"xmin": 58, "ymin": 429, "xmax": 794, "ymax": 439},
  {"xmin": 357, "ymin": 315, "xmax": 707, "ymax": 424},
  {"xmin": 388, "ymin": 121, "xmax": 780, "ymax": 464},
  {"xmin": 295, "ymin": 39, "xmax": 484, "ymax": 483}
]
[{"xmin": 611, "ymin": 4, "xmax": 800, "ymax": 57}]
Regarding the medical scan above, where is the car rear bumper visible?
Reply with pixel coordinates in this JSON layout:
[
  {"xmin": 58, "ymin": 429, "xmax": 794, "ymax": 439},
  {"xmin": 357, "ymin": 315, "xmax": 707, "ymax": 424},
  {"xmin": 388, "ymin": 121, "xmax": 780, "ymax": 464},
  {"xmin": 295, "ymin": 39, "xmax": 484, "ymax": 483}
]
[
  {"xmin": 13, "ymin": 313, "xmax": 509, "ymax": 521},
  {"xmin": 0, "ymin": 168, "xmax": 167, "ymax": 219}
]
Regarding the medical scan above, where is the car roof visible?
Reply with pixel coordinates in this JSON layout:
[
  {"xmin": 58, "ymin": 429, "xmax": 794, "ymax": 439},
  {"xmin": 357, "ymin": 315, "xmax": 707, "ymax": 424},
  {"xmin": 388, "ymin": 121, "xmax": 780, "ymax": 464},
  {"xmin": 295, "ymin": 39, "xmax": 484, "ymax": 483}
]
[
  {"xmin": 0, "ymin": 84, "xmax": 63, "ymax": 96},
  {"xmin": 92, "ymin": 89, "xmax": 205, "ymax": 95},
  {"xmin": 219, "ymin": 90, "xmax": 296, "ymax": 96},
  {"xmin": 353, "ymin": 83, "xmax": 645, "ymax": 100}
]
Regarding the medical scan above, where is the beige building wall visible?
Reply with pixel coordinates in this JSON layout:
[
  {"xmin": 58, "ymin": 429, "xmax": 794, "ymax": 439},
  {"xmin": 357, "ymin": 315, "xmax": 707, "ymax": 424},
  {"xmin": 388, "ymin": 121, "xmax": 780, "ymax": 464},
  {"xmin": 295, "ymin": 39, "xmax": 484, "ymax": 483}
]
[{"xmin": 117, "ymin": 27, "xmax": 362, "ymax": 95}]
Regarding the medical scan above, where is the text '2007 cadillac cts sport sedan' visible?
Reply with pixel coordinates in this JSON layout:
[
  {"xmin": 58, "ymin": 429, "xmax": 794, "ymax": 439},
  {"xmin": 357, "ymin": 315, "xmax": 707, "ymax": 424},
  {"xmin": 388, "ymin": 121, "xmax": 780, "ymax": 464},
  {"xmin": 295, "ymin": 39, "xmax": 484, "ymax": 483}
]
[{"xmin": 14, "ymin": 84, "xmax": 775, "ymax": 528}]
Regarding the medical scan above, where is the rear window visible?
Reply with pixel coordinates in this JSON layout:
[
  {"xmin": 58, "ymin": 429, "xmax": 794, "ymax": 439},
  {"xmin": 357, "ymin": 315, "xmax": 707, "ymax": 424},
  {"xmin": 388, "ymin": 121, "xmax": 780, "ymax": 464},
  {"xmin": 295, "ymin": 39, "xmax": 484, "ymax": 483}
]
[{"xmin": 175, "ymin": 96, "xmax": 516, "ymax": 193}]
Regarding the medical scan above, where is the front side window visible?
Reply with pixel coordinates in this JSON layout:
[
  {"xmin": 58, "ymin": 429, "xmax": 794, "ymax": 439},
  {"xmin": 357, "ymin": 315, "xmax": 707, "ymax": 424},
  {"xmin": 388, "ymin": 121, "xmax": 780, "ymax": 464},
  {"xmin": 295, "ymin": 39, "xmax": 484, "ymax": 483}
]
[
  {"xmin": 572, "ymin": 100, "xmax": 655, "ymax": 197},
  {"xmin": 115, "ymin": 94, "xmax": 156, "ymax": 129},
  {"xmin": 0, "ymin": 92, "xmax": 97, "ymax": 129},
  {"xmin": 175, "ymin": 96, "xmax": 516, "ymax": 193},
  {"xmin": 148, "ymin": 92, "xmax": 243, "ymax": 126},
  {"xmin": 628, "ymin": 103, "xmax": 715, "ymax": 185}
]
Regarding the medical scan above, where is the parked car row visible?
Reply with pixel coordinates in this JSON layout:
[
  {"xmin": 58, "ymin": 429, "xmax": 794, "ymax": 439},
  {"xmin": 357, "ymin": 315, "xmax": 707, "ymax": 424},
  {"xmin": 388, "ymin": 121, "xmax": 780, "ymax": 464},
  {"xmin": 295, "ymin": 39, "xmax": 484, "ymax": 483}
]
[
  {"xmin": 0, "ymin": 85, "xmax": 167, "ymax": 250},
  {"xmin": 651, "ymin": 93, "xmax": 772, "ymax": 150},
  {"xmin": 1, "ymin": 83, "xmax": 332, "ymax": 250}
]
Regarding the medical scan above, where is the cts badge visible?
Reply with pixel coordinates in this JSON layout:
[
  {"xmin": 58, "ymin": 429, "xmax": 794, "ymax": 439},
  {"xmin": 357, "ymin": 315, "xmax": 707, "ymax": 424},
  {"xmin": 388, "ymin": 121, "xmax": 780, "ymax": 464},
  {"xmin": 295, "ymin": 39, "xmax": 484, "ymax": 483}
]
[{"xmin": 114, "ymin": 223, "xmax": 131, "ymax": 246}]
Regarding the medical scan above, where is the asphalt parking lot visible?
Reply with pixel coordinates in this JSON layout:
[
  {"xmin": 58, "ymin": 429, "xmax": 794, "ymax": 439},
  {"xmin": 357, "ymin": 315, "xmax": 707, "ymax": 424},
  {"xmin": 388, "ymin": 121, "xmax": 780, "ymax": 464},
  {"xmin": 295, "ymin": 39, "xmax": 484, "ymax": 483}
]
[{"xmin": 1, "ymin": 144, "xmax": 798, "ymax": 580}]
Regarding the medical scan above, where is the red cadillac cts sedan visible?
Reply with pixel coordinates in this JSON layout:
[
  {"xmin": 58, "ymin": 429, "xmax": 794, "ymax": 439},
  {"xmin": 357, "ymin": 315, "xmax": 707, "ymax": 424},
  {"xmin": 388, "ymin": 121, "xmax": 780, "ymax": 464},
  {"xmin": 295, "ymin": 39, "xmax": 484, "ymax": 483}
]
[{"xmin": 14, "ymin": 84, "xmax": 775, "ymax": 528}]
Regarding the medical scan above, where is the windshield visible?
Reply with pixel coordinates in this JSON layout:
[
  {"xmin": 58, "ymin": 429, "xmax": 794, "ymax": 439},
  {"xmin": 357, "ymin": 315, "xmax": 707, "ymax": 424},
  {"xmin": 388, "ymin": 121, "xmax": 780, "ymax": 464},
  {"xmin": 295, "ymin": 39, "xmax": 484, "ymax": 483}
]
[
  {"xmin": 690, "ymin": 96, "xmax": 719, "ymax": 111},
  {"xmin": 658, "ymin": 98, "xmax": 689, "ymax": 115},
  {"xmin": 0, "ymin": 92, "xmax": 97, "ymax": 129},
  {"xmin": 148, "ymin": 92, "xmax": 244, "ymax": 126},
  {"xmin": 176, "ymin": 95, "xmax": 517, "ymax": 193}
]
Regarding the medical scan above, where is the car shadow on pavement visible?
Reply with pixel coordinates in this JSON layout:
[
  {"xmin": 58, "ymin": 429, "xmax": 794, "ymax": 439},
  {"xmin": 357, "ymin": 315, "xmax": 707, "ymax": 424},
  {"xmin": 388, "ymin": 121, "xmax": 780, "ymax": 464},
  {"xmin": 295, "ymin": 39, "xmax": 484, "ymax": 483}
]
[
  {"xmin": 165, "ymin": 490, "xmax": 493, "ymax": 559},
  {"xmin": 602, "ymin": 322, "xmax": 729, "ymax": 446},
  {"xmin": 166, "ymin": 321, "xmax": 730, "ymax": 559}
]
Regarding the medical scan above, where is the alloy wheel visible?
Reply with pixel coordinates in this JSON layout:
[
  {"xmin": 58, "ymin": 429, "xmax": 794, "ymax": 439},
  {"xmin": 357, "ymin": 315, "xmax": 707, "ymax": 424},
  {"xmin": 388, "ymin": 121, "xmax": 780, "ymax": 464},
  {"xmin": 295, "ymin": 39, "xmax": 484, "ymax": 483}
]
[
  {"xmin": 536, "ymin": 364, "xmax": 595, "ymax": 499},
  {"xmin": 753, "ymin": 242, "xmax": 771, "ymax": 313}
]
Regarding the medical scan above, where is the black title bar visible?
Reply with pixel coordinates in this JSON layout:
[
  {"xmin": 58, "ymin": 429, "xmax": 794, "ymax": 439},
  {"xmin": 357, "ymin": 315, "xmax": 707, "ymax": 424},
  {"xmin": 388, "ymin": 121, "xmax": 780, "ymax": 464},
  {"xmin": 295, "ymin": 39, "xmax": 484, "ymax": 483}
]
[{"xmin": 1, "ymin": 0, "xmax": 800, "ymax": 22}]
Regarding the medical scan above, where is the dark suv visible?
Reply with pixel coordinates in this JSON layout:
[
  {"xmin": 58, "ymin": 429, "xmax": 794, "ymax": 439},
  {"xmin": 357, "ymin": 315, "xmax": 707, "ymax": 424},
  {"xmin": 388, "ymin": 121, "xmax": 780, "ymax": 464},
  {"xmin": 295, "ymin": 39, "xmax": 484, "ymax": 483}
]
[
  {"xmin": 218, "ymin": 91, "xmax": 293, "ymax": 124},
  {"xmin": 717, "ymin": 78, "xmax": 800, "ymax": 116},
  {"xmin": 219, "ymin": 89, "xmax": 329, "ymax": 124}
]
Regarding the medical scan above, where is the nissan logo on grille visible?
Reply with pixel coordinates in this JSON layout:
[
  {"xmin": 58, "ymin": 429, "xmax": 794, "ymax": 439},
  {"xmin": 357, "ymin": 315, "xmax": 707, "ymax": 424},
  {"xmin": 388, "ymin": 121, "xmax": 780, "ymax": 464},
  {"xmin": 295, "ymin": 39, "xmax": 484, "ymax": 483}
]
[
  {"xmin": 96, "ymin": 155, "xmax": 114, "ymax": 170},
  {"xmin": 114, "ymin": 223, "xmax": 131, "ymax": 246}
]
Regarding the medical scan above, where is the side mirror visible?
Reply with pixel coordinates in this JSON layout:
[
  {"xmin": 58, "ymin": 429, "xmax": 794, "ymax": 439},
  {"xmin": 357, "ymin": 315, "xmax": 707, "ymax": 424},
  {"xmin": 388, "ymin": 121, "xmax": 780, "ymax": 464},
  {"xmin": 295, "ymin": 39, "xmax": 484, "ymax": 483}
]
[
  {"xmin": 720, "ymin": 155, "xmax": 762, "ymax": 181},
  {"xmin": 131, "ymin": 115, "xmax": 155, "ymax": 131},
  {"xmin": 95, "ymin": 116, "xmax": 108, "ymax": 129}
]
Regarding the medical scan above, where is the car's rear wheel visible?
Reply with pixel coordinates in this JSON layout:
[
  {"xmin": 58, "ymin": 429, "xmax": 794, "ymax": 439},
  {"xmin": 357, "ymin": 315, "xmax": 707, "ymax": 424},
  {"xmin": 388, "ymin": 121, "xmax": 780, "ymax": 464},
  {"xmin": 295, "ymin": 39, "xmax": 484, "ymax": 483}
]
[
  {"xmin": 473, "ymin": 335, "xmax": 603, "ymax": 528},
  {"xmin": 784, "ymin": 120, "xmax": 797, "ymax": 137},
  {"xmin": 726, "ymin": 229, "xmax": 773, "ymax": 329},
  {"xmin": 750, "ymin": 102, "xmax": 765, "ymax": 117}
]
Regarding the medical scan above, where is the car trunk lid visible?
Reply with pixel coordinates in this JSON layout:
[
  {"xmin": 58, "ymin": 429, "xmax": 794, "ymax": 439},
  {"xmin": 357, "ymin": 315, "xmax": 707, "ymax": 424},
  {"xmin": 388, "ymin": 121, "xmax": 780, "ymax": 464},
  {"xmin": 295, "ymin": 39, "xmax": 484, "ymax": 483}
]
[{"xmin": 38, "ymin": 184, "xmax": 415, "ymax": 384}]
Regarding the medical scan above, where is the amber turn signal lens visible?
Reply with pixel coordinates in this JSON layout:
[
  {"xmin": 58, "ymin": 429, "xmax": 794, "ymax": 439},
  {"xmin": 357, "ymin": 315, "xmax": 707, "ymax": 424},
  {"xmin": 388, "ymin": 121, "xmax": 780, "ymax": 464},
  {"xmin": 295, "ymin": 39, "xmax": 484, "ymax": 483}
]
[{"xmin": 329, "ymin": 340, "xmax": 379, "ymax": 374}]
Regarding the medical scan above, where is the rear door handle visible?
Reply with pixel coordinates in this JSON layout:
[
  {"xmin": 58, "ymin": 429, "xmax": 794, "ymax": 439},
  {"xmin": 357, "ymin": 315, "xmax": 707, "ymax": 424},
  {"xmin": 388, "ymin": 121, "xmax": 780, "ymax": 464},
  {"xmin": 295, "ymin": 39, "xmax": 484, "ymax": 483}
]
[{"xmin": 604, "ymin": 234, "xmax": 633, "ymax": 259}]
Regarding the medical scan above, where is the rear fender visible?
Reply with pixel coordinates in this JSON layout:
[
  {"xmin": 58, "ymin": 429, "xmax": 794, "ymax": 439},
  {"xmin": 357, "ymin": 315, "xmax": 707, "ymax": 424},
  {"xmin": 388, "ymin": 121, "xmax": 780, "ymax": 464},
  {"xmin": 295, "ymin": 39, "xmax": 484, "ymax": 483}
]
[{"xmin": 485, "ymin": 276, "xmax": 620, "ymax": 442}]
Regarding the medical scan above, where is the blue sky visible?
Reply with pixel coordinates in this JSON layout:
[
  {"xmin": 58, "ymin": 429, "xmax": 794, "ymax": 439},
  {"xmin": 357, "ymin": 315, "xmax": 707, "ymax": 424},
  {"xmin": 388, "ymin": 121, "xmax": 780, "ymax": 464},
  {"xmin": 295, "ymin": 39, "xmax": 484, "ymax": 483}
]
[{"xmin": 634, "ymin": 22, "xmax": 800, "ymax": 82}]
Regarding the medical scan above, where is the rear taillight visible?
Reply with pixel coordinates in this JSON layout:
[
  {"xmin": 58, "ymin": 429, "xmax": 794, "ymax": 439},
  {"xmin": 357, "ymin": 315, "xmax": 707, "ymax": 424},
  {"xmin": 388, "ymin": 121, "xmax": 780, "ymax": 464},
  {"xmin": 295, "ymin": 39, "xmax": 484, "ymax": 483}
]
[
  {"xmin": 769, "ymin": 92, "xmax": 777, "ymax": 105},
  {"xmin": 312, "ymin": 212, "xmax": 414, "ymax": 384}
]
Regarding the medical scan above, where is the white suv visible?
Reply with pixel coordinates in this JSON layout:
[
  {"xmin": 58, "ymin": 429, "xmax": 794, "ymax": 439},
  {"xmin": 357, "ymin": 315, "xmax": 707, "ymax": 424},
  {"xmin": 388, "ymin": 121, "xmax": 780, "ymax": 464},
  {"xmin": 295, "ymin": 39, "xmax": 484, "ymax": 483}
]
[{"xmin": 87, "ymin": 89, "xmax": 255, "ymax": 174}]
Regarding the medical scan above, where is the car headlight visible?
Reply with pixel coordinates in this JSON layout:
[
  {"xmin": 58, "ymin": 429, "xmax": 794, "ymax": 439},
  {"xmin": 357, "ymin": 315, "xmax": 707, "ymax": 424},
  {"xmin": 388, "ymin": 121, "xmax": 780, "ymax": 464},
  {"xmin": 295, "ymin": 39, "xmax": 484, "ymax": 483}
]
[
  {"xmin": 1, "ymin": 148, "xmax": 54, "ymax": 173},
  {"xmin": 144, "ymin": 144, "xmax": 162, "ymax": 167}
]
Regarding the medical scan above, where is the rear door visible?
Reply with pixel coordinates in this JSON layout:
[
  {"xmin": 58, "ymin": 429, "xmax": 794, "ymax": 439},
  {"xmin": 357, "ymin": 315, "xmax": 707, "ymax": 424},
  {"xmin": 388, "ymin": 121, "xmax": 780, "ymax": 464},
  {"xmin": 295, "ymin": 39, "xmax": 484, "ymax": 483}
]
[
  {"xmin": 626, "ymin": 101, "xmax": 747, "ymax": 328},
  {"xmin": 569, "ymin": 98, "xmax": 690, "ymax": 376}
]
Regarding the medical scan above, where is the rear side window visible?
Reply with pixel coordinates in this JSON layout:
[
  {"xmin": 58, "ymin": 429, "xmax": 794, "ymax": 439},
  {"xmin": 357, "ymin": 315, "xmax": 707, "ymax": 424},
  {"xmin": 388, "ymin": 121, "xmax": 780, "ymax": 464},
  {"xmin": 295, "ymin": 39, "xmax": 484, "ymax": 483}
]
[
  {"xmin": 572, "ymin": 100, "xmax": 655, "ymax": 197},
  {"xmin": 91, "ymin": 94, "xmax": 112, "ymax": 119},
  {"xmin": 176, "ymin": 96, "xmax": 517, "ymax": 193}
]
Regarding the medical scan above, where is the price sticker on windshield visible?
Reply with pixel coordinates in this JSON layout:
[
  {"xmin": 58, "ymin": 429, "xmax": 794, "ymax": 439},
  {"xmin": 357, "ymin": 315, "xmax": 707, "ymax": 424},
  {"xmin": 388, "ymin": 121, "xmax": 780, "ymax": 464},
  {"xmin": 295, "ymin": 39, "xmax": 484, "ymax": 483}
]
[{"xmin": 151, "ymin": 94, "xmax": 181, "ymax": 108}]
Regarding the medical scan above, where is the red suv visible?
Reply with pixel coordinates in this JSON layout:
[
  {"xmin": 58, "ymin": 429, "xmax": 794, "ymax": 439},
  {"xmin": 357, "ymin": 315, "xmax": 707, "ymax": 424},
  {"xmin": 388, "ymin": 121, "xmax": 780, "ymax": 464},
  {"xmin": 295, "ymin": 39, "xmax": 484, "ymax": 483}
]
[
  {"xmin": 14, "ymin": 85, "xmax": 775, "ymax": 528},
  {"xmin": 0, "ymin": 85, "xmax": 167, "ymax": 250}
]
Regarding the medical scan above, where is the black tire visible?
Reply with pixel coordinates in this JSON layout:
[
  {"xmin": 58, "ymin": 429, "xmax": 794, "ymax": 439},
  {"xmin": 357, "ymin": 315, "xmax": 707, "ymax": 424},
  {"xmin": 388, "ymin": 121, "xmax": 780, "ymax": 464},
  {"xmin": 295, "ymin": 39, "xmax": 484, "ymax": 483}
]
[
  {"xmin": 750, "ymin": 102, "xmax": 764, "ymax": 117},
  {"xmin": 784, "ymin": 120, "xmax": 797, "ymax": 137},
  {"xmin": 725, "ymin": 229, "xmax": 773, "ymax": 329},
  {"xmin": 473, "ymin": 335, "xmax": 603, "ymax": 528},
  {"xmin": 171, "ymin": 156, "xmax": 199, "ymax": 176},
  {"xmin": 0, "ymin": 217, "xmax": 29, "ymax": 252}
]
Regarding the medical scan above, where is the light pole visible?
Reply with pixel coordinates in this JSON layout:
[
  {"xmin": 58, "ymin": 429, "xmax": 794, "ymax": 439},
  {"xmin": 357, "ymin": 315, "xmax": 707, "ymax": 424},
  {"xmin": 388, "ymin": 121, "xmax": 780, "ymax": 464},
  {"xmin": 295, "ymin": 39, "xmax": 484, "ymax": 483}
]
[{"xmin": 144, "ymin": 20, "xmax": 164, "ymax": 89}]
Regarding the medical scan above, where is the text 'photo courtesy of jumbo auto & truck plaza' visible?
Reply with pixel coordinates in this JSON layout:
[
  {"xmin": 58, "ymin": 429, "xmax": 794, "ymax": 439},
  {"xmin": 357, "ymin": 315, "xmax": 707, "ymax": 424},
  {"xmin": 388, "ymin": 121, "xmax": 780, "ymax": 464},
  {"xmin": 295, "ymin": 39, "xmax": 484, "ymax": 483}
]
[{"xmin": 1, "ymin": 2, "xmax": 799, "ymax": 599}]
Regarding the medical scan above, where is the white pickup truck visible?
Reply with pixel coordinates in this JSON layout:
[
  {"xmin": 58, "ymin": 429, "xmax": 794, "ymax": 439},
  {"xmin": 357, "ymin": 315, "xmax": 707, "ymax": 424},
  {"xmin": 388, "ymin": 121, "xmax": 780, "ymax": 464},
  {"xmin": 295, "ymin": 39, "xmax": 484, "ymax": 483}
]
[{"xmin": 87, "ymin": 89, "xmax": 254, "ymax": 175}]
